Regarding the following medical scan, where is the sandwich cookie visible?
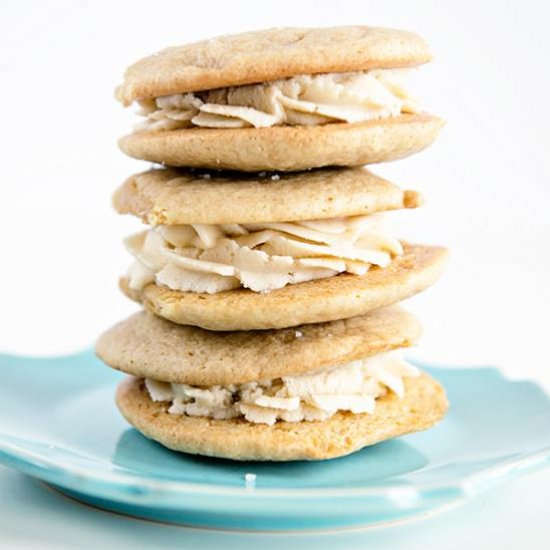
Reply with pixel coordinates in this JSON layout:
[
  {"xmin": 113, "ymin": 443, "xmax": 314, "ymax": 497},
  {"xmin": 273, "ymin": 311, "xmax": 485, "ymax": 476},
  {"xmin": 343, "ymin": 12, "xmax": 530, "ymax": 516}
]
[
  {"xmin": 117, "ymin": 26, "xmax": 444, "ymax": 171},
  {"xmin": 98, "ymin": 306, "xmax": 448, "ymax": 461},
  {"xmin": 115, "ymin": 167, "xmax": 448, "ymax": 330}
]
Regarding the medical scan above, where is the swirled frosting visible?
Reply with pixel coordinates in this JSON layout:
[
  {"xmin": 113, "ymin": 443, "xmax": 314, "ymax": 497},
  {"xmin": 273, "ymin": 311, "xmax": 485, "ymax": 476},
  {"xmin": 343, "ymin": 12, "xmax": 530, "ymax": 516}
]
[
  {"xmin": 134, "ymin": 69, "xmax": 419, "ymax": 131},
  {"xmin": 145, "ymin": 350, "xmax": 419, "ymax": 425},
  {"xmin": 125, "ymin": 214, "xmax": 402, "ymax": 294}
]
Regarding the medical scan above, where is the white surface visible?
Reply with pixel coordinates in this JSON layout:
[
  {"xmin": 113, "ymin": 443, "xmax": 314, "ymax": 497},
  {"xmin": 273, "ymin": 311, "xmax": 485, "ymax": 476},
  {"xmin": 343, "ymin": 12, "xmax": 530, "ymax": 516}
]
[{"xmin": 0, "ymin": 0, "xmax": 549, "ymax": 546}]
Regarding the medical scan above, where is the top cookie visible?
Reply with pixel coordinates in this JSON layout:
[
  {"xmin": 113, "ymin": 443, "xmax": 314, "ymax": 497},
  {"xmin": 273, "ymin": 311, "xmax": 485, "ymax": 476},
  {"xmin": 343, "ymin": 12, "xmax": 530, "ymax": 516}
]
[{"xmin": 117, "ymin": 26, "xmax": 431, "ymax": 105}]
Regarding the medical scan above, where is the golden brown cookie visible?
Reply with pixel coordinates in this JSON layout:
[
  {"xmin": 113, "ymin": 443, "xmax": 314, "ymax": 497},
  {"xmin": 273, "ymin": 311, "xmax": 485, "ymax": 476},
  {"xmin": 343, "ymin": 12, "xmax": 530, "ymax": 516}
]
[
  {"xmin": 120, "ymin": 243, "xmax": 448, "ymax": 331},
  {"xmin": 113, "ymin": 166, "xmax": 423, "ymax": 225},
  {"xmin": 117, "ymin": 26, "xmax": 432, "ymax": 105},
  {"xmin": 119, "ymin": 114, "xmax": 443, "ymax": 172},
  {"xmin": 96, "ymin": 305, "xmax": 420, "ymax": 385},
  {"xmin": 116, "ymin": 373, "xmax": 448, "ymax": 461}
]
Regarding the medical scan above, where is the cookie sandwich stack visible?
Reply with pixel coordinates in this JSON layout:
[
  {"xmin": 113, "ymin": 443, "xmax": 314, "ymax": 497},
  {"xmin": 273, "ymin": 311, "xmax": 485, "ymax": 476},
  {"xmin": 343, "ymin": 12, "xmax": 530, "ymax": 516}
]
[{"xmin": 97, "ymin": 26, "xmax": 449, "ymax": 461}]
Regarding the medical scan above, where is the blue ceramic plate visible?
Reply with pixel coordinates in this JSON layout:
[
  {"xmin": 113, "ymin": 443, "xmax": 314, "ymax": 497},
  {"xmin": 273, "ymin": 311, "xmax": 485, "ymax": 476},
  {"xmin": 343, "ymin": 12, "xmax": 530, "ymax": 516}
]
[{"xmin": 0, "ymin": 350, "xmax": 548, "ymax": 531}]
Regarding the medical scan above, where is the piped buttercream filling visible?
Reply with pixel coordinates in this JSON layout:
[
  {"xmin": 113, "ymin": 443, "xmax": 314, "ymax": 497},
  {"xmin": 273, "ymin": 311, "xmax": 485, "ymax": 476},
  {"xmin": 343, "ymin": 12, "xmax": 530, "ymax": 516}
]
[
  {"xmin": 125, "ymin": 214, "xmax": 402, "ymax": 294},
  {"xmin": 145, "ymin": 350, "xmax": 419, "ymax": 426},
  {"xmin": 134, "ymin": 69, "xmax": 419, "ymax": 131}
]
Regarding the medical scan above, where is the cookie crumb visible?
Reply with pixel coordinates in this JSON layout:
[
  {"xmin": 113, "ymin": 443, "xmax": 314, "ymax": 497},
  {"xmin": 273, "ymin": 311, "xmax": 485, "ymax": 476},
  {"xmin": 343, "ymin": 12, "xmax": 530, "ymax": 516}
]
[{"xmin": 245, "ymin": 473, "xmax": 257, "ymax": 489}]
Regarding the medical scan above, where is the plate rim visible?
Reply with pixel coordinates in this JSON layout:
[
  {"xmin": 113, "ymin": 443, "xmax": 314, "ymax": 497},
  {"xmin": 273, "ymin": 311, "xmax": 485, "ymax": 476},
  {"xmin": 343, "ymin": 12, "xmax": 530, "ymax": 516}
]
[{"xmin": 0, "ymin": 350, "xmax": 549, "ymax": 504}]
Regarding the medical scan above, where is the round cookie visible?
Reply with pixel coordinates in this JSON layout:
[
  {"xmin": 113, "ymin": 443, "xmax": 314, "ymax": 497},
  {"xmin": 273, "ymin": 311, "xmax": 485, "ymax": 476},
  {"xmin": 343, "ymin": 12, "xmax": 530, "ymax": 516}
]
[
  {"xmin": 120, "ymin": 243, "xmax": 448, "ymax": 331},
  {"xmin": 116, "ymin": 26, "xmax": 432, "ymax": 105},
  {"xmin": 96, "ymin": 305, "xmax": 421, "ymax": 386},
  {"xmin": 113, "ymin": 166, "xmax": 423, "ymax": 225},
  {"xmin": 119, "ymin": 114, "xmax": 444, "ymax": 172},
  {"xmin": 116, "ymin": 373, "xmax": 448, "ymax": 461}
]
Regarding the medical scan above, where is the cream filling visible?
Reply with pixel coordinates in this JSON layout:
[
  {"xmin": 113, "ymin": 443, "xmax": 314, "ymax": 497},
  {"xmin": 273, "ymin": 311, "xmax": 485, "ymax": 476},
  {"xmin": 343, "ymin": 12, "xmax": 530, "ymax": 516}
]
[
  {"xmin": 125, "ymin": 214, "xmax": 403, "ymax": 294},
  {"xmin": 145, "ymin": 350, "xmax": 419, "ymax": 426},
  {"xmin": 134, "ymin": 69, "xmax": 419, "ymax": 131}
]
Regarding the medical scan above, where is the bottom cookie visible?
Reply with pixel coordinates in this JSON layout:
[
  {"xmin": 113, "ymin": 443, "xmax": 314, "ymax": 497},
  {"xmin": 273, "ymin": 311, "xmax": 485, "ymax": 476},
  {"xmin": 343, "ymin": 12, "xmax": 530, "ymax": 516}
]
[{"xmin": 116, "ymin": 373, "xmax": 448, "ymax": 461}]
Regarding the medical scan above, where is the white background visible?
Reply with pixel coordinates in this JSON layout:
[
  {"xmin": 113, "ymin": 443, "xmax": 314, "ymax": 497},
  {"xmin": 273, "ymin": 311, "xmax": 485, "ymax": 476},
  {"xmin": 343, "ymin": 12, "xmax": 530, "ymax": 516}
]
[
  {"xmin": 1, "ymin": 0, "xmax": 549, "ymax": 389},
  {"xmin": 0, "ymin": 1, "xmax": 549, "ymax": 547}
]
